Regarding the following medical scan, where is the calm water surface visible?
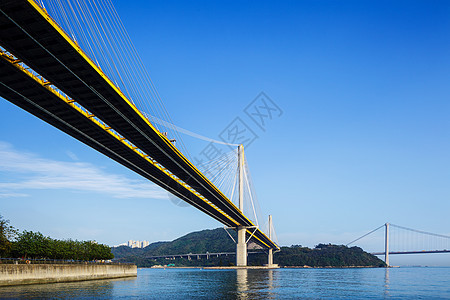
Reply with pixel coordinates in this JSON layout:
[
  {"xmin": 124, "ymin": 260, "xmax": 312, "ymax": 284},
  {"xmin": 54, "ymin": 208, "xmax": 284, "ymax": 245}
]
[{"xmin": 0, "ymin": 267, "xmax": 449, "ymax": 299}]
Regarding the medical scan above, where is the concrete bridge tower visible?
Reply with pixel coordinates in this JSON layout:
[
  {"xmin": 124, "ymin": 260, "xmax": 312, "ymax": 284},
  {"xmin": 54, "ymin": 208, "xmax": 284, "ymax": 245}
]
[{"xmin": 236, "ymin": 144, "xmax": 247, "ymax": 266}]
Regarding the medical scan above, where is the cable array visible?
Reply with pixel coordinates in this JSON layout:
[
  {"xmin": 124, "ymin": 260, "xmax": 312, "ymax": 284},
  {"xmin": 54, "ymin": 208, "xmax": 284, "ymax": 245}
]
[
  {"xmin": 196, "ymin": 148, "xmax": 239, "ymax": 203},
  {"xmin": 242, "ymin": 156, "xmax": 263, "ymax": 228},
  {"xmin": 389, "ymin": 223, "xmax": 450, "ymax": 253},
  {"xmin": 39, "ymin": 0, "xmax": 190, "ymax": 158},
  {"xmin": 195, "ymin": 147, "xmax": 274, "ymax": 238}
]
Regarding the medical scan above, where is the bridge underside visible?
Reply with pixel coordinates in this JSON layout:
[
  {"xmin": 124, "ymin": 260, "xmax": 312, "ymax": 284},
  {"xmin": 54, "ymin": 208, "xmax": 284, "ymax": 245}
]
[{"xmin": 0, "ymin": 0, "xmax": 279, "ymax": 251}]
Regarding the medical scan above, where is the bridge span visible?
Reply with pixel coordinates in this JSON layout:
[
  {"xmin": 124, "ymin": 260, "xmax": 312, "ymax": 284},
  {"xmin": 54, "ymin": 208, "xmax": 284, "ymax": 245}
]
[
  {"xmin": 0, "ymin": 0, "xmax": 279, "ymax": 266},
  {"xmin": 145, "ymin": 251, "xmax": 265, "ymax": 261}
]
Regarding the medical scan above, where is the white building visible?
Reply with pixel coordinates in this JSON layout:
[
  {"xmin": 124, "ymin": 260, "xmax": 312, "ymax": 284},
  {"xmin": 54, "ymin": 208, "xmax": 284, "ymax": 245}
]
[{"xmin": 124, "ymin": 240, "xmax": 150, "ymax": 248}]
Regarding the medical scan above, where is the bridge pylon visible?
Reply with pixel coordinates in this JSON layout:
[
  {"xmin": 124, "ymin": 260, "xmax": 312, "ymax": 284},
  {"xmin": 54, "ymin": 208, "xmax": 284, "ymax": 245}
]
[
  {"xmin": 236, "ymin": 144, "xmax": 247, "ymax": 266},
  {"xmin": 385, "ymin": 222, "xmax": 390, "ymax": 267},
  {"xmin": 265, "ymin": 215, "xmax": 279, "ymax": 268},
  {"xmin": 268, "ymin": 217, "xmax": 273, "ymax": 265},
  {"xmin": 267, "ymin": 215, "xmax": 274, "ymax": 266}
]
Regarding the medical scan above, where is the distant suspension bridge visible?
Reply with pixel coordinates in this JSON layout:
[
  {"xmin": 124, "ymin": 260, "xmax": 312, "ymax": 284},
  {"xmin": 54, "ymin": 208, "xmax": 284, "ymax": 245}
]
[{"xmin": 347, "ymin": 223, "xmax": 450, "ymax": 266}]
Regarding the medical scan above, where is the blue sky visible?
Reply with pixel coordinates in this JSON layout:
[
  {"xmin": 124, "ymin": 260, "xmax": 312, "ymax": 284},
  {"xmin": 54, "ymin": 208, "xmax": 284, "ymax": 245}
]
[{"xmin": 0, "ymin": 0, "xmax": 449, "ymax": 266}]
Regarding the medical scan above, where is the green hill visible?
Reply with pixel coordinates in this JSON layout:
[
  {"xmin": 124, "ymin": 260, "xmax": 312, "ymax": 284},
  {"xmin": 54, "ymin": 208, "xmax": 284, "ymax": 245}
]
[
  {"xmin": 112, "ymin": 228, "xmax": 385, "ymax": 268},
  {"xmin": 113, "ymin": 228, "xmax": 236, "ymax": 260},
  {"xmin": 147, "ymin": 228, "xmax": 237, "ymax": 256},
  {"xmin": 274, "ymin": 244, "xmax": 386, "ymax": 267}
]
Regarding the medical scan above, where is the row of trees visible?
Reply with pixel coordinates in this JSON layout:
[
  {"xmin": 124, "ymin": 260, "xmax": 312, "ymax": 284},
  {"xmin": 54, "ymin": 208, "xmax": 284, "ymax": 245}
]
[{"xmin": 0, "ymin": 215, "xmax": 113, "ymax": 260}]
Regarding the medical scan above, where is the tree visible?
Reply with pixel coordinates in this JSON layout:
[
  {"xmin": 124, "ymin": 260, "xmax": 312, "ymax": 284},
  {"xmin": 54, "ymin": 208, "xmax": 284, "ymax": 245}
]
[
  {"xmin": 12, "ymin": 231, "xmax": 47, "ymax": 258},
  {"xmin": 0, "ymin": 214, "xmax": 17, "ymax": 257}
]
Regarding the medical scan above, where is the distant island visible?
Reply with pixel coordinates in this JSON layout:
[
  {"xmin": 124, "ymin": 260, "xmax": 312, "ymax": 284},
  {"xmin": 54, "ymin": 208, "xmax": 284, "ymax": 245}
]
[{"xmin": 112, "ymin": 228, "xmax": 386, "ymax": 268}]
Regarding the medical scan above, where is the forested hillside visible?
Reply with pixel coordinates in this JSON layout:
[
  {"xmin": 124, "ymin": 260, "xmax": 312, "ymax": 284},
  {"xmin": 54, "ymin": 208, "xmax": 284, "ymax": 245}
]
[{"xmin": 112, "ymin": 228, "xmax": 385, "ymax": 267}]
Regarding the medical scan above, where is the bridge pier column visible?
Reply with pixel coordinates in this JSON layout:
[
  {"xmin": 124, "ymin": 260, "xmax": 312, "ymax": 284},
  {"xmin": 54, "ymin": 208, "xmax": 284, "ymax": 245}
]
[
  {"xmin": 268, "ymin": 248, "xmax": 273, "ymax": 265},
  {"xmin": 265, "ymin": 215, "xmax": 277, "ymax": 268},
  {"xmin": 236, "ymin": 226, "xmax": 247, "ymax": 266}
]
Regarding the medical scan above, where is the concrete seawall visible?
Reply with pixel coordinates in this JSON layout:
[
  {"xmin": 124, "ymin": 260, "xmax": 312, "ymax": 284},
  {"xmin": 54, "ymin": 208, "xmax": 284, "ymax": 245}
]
[{"xmin": 0, "ymin": 264, "xmax": 137, "ymax": 286}]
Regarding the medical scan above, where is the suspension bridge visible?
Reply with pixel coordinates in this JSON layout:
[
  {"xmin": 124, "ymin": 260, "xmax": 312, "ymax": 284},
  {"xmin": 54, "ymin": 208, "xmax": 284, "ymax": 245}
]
[
  {"xmin": 347, "ymin": 223, "xmax": 450, "ymax": 266},
  {"xmin": 0, "ymin": 0, "xmax": 279, "ymax": 267}
]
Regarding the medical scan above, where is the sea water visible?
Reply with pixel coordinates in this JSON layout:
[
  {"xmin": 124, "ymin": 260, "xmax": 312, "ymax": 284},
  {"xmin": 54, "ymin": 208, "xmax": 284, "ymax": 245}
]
[{"xmin": 0, "ymin": 267, "xmax": 449, "ymax": 299}]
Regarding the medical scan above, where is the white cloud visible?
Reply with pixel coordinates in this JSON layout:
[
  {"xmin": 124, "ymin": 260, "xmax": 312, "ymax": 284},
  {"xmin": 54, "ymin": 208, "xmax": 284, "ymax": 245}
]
[
  {"xmin": 0, "ymin": 141, "xmax": 168, "ymax": 199},
  {"xmin": 0, "ymin": 192, "xmax": 28, "ymax": 198}
]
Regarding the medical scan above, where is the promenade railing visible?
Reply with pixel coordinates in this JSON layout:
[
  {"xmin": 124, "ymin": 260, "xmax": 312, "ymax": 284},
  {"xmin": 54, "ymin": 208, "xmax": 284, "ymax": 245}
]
[{"xmin": 0, "ymin": 258, "xmax": 132, "ymax": 265}]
